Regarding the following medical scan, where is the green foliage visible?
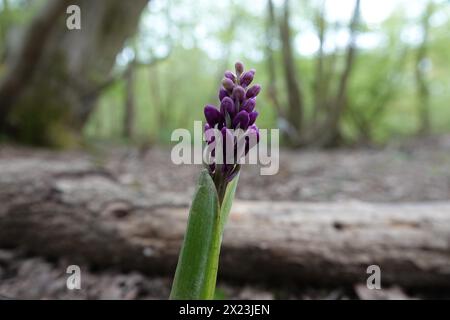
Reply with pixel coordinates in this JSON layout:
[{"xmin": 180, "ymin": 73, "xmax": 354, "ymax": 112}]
[{"xmin": 213, "ymin": 288, "xmax": 228, "ymax": 300}]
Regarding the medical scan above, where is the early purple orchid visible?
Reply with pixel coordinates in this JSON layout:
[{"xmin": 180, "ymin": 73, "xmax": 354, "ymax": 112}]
[
  {"xmin": 203, "ymin": 62, "xmax": 261, "ymax": 201},
  {"xmin": 171, "ymin": 62, "xmax": 261, "ymax": 300}
]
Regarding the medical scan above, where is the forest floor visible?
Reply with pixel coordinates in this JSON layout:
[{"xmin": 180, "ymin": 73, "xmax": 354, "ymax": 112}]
[{"xmin": 1, "ymin": 134, "xmax": 450, "ymax": 300}]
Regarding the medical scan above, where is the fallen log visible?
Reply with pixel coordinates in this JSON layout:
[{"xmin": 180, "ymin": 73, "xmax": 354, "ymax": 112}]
[{"xmin": 0, "ymin": 155, "xmax": 449, "ymax": 288}]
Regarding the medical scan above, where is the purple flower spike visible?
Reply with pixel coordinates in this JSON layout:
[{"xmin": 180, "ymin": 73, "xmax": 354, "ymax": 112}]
[
  {"xmin": 246, "ymin": 84, "xmax": 261, "ymax": 99},
  {"xmin": 222, "ymin": 78, "xmax": 234, "ymax": 91},
  {"xmin": 232, "ymin": 110, "xmax": 250, "ymax": 130},
  {"xmin": 242, "ymin": 98, "xmax": 256, "ymax": 112},
  {"xmin": 232, "ymin": 86, "xmax": 245, "ymax": 103},
  {"xmin": 204, "ymin": 105, "xmax": 222, "ymax": 127},
  {"xmin": 219, "ymin": 87, "xmax": 228, "ymax": 101},
  {"xmin": 224, "ymin": 71, "xmax": 236, "ymax": 82},
  {"xmin": 220, "ymin": 97, "xmax": 235, "ymax": 117},
  {"xmin": 240, "ymin": 69, "xmax": 255, "ymax": 88},
  {"xmin": 248, "ymin": 111, "xmax": 258, "ymax": 126},
  {"xmin": 203, "ymin": 61, "xmax": 261, "ymax": 191}
]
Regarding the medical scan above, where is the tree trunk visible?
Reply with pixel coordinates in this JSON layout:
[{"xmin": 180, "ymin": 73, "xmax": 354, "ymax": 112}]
[
  {"xmin": 265, "ymin": 0, "xmax": 282, "ymax": 116},
  {"xmin": 0, "ymin": 153, "xmax": 449, "ymax": 288},
  {"xmin": 123, "ymin": 61, "xmax": 136, "ymax": 140},
  {"xmin": 266, "ymin": 0, "xmax": 300, "ymax": 144},
  {"xmin": 0, "ymin": 0, "xmax": 149, "ymax": 146},
  {"xmin": 312, "ymin": 0, "xmax": 327, "ymax": 128},
  {"xmin": 279, "ymin": 0, "xmax": 304, "ymax": 143}
]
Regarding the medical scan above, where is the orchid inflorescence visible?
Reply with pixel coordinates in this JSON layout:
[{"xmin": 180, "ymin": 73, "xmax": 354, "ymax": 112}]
[{"xmin": 203, "ymin": 61, "xmax": 261, "ymax": 201}]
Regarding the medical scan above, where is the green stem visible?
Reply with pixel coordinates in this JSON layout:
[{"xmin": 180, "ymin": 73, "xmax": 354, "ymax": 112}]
[{"xmin": 170, "ymin": 170, "xmax": 239, "ymax": 300}]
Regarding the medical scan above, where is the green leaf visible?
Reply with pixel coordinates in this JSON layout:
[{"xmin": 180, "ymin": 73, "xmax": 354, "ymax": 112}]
[
  {"xmin": 219, "ymin": 172, "xmax": 240, "ymax": 233},
  {"xmin": 169, "ymin": 170, "xmax": 240, "ymax": 300},
  {"xmin": 170, "ymin": 170, "xmax": 221, "ymax": 300}
]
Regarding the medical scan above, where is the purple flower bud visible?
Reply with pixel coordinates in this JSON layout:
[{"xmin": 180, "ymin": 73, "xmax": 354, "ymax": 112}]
[
  {"xmin": 232, "ymin": 110, "xmax": 250, "ymax": 130},
  {"xmin": 245, "ymin": 124, "xmax": 260, "ymax": 154},
  {"xmin": 246, "ymin": 84, "xmax": 261, "ymax": 99},
  {"xmin": 248, "ymin": 111, "xmax": 258, "ymax": 126},
  {"xmin": 242, "ymin": 98, "xmax": 256, "ymax": 112},
  {"xmin": 219, "ymin": 87, "xmax": 229, "ymax": 101},
  {"xmin": 232, "ymin": 86, "xmax": 245, "ymax": 102},
  {"xmin": 224, "ymin": 71, "xmax": 236, "ymax": 82},
  {"xmin": 240, "ymin": 69, "xmax": 255, "ymax": 88},
  {"xmin": 220, "ymin": 97, "xmax": 235, "ymax": 117},
  {"xmin": 235, "ymin": 61, "xmax": 244, "ymax": 76},
  {"xmin": 222, "ymin": 78, "xmax": 235, "ymax": 91},
  {"xmin": 204, "ymin": 105, "xmax": 222, "ymax": 127}
]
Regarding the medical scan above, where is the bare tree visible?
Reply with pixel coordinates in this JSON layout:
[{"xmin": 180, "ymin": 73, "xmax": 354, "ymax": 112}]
[
  {"xmin": 316, "ymin": 0, "xmax": 361, "ymax": 147},
  {"xmin": 271, "ymin": 0, "xmax": 362, "ymax": 148}
]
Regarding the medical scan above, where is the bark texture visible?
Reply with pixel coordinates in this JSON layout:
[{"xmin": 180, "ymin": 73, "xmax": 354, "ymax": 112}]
[
  {"xmin": 0, "ymin": 0, "xmax": 149, "ymax": 146},
  {"xmin": 0, "ymin": 155, "xmax": 449, "ymax": 288}
]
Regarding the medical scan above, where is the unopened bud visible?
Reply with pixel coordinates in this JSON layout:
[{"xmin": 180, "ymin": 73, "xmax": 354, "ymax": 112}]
[
  {"xmin": 222, "ymin": 78, "xmax": 235, "ymax": 91},
  {"xmin": 220, "ymin": 97, "xmax": 236, "ymax": 117},
  {"xmin": 235, "ymin": 61, "xmax": 244, "ymax": 76},
  {"xmin": 240, "ymin": 69, "xmax": 255, "ymax": 88},
  {"xmin": 219, "ymin": 87, "xmax": 228, "ymax": 101},
  {"xmin": 232, "ymin": 86, "xmax": 245, "ymax": 102},
  {"xmin": 246, "ymin": 84, "xmax": 261, "ymax": 99},
  {"xmin": 232, "ymin": 110, "xmax": 250, "ymax": 130},
  {"xmin": 224, "ymin": 71, "xmax": 236, "ymax": 82},
  {"xmin": 242, "ymin": 98, "xmax": 256, "ymax": 112}
]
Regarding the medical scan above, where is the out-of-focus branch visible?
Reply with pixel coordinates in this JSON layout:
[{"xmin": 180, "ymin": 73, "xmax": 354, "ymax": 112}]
[{"xmin": 83, "ymin": 53, "xmax": 171, "ymax": 101}]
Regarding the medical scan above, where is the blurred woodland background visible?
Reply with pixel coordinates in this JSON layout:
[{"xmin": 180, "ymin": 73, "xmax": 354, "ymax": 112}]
[
  {"xmin": 1, "ymin": 0, "xmax": 450, "ymax": 147},
  {"xmin": 0, "ymin": 0, "xmax": 450, "ymax": 300}
]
